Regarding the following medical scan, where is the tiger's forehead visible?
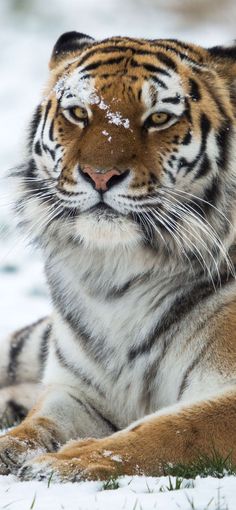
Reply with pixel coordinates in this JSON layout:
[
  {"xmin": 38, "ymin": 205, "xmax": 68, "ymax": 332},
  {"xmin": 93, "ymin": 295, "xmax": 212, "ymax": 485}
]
[{"xmin": 53, "ymin": 45, "xmax": 187, "ymax": 118}]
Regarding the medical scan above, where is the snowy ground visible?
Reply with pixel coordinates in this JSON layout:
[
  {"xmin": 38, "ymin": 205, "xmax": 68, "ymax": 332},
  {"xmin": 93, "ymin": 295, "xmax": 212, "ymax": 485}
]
[
  {"xmin": 0, "ymin": 474, "xmax": 236, "ymax": 510},
  {"xmin": 1, "ymin": 0, "xmax": 236, "ymax": 508}
]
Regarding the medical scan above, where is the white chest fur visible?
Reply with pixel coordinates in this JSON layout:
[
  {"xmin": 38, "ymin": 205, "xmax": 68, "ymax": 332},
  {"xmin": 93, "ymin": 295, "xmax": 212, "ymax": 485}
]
[{"xmin": 43, "ymin": 241, "xmax": 232, "ymax": 428}]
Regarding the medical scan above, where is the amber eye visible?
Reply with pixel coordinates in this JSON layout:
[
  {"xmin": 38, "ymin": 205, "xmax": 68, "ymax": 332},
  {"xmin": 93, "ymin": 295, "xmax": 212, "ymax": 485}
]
[
  {"xmin": 151, "ymin": 112, "xmax": 170, "ymax": 124},
  {"xmin": 144, "ymin": 112, "xmax": 173, "ymax": 129},
  {"xmin": 147, "ymin": 112, "xmax": 171, "ymax": 127},
  {"xmin": 65, "ymin": 106, "xmax": 88, "ymax": 123}
]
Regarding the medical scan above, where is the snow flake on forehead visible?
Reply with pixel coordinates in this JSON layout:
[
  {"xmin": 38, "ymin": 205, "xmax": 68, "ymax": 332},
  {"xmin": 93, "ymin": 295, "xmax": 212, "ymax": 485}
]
[
  {"xmin": 99, "ymin": 100, "xmax": 130, "ymax": 129},
  {"xmin": 54, "ymin": 71, "xmax": 99, "ymax": 105},
  {"xmin": 54, "ymin": 69, "xmax": 131, "ymax": 129},
  {"xmin": 102, "ymin": 130, "xmax": 112, "ymax": 142}
]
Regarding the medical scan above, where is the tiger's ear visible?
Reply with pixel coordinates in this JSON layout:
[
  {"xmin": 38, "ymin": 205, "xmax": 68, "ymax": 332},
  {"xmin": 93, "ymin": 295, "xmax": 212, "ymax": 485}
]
[
  {"xmin": 49, "ymin": 31, "xmax": 95, "ymax": 70},
  {"xmin": 207, "ymin": 43, "xmax": 236, "ymax": 83},
  {"xmin": 207, "ymin": 41, "xmax": 236, "ymax": 90},
  {"xmin": 208, "ymin": 43, "xmax": 236, "ymax": 61}
]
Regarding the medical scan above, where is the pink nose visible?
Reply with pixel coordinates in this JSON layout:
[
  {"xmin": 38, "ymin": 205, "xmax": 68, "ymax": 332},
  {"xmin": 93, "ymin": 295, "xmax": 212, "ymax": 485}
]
[{"xmin": 82, "ymin": 166, "xmax": 121, "ymax": 191}]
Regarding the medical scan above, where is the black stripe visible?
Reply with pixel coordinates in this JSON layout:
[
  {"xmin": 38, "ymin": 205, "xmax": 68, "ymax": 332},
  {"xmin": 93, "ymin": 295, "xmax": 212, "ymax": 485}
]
[
  {"xmin": 76, "ymin": 38, "xmax": 199, "ymax": 72},
  {"xmin": 34, "ymin": 140, "xmax": 42, "ymax": 156},
  {"xmin": 184, "ymin": 97, "xmax": 192, "ymax": 124},
  {"xmin": 200, "ymin": 112, "xmax": 211, "ymax": 138},
  {"xmin": 166, "ymin": 170, "xmax": 176, "ymax": 184},
  {"xmin": 77, "ymin": 45, "xmax": 157, "ymax": 67},
  {"xmin": 22, "ymin": 161, "xmax": 53, "ymax": 198},
  {"xmin": 28, "ymin": 105, "xmax": 41, "ymax": 148},
  {"xmin": 77, "ymin": 43, "xmax": 134, "ymax": 67},
  {"xmin": 55, "ymin": 342, "xmax": 105, "ymax": 397},
  {"xmin": 182, "ymin": 130, "xmax": 192, "ymax": 145},
  {"xmin": 130, "ymin": 58, "xmax": 171, "ymax": 79},
  {"xmin": 195, "ymin": 154, "xmax": 211, "ymax": 179},
  {"xmin": 137, "ymin": 88, "xmax": 142, "ymax": 102},
  {"xmin": 39, "ymin": 322, "xmax": 52, "ymax": 368},
  {"xmin": 105, "ymin": 280, "xmax": 133, "ymax": 299},
  {"xmin": 164, "ymin": 39, "xmax": 204, "ymax": 61},
  {"xmin": 132, "ymin": 211, "xmax": 159, "ymax": 248},
  {"xmin": 140, "ymin": 357, "xmax": 164, "ymax": 413},
  {"xmin": 128, "ymin": 274, "xmax": 233, "ymax": 361},
  {"xmin": 177, "ymin": 321, "xmax": 223, "ymax": 400},
  {"xmin": 178, "ymin": 351, "xmax": 206, "ymax": 400},
  {"xmin": 8, "ymin": 336, "xmax": 26, "ymax": 382},
  {"xmin": 202, "ymin": 176, "xmax": 220, "ymax": 211},
  {"xmin": 77, "ymin": 45, "xmax": 176, "ymax": 78},
  {"xmin": 216, "ymin": 122, "xmax": 232, "ymax": 171},
  {"xmin": 8, "ymin": 318, "xmax": 45, "ymax": 382},
  {"xmin": 68, "ymin": 394, "xmax": 117, "ymax": 432},
  {"xmin": 155, "ymin": 52, "xmax": 177, "ymax": 71},
  {"xmin": 142, "ymin": 63, "xmax": 170, "ymax": 76},
  {"xmin": 47, "ymin": 268, "xmax": 112, "ymax": 364},
  {"xmin": 105, "ymin": 271, "xmax": 152, "ymax": 299},
  {"xmin": 66, "ymin": 311, "xmax": 111, "ymax": 363},
  {"xmin": 42, "ymin": 100, "xmax": 52, "ymax": 134},
  {"xmin": 184, "ymin": 176, "xmax": 220, "ymax": 220},
  {"xmin": 189, "ymin": 78, "xmax": 201, "ymax": 101},
  {"xmin": 154, "ymin": 43, "xmax": 202, "ymax": 69},
  {"xmin": 42, "ymin": 143, "xmax": 55, "ymax": 161},
  {"xmin": 49, "ymin": 119, "xmax": 54, "ymax": 141},
  {"xmin": 149, "ymin": 75, "xmax": 168, "ymax": 89},
  {"xmin": 162, "ymin": 95, "xmax": 181, "ymax": 104},
  {"xmin": 179, "ymin": 113, "xmax": 211, "ymax": 175},
  {"xmin": 81, "ymin": 56, "xmax": 124, "ymax": 73}
]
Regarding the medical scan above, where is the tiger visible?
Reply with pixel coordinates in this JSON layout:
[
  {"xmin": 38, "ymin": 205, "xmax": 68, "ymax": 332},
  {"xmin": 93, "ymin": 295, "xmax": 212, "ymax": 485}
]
[{"xmin": 1, "ymin": 31, "xmax": 236, "ymax": 482}]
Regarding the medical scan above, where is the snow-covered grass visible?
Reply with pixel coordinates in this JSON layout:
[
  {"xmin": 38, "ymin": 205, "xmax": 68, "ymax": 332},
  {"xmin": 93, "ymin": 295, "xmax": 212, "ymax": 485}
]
[
  {"xmin": 0, "ymin": 474, "xmax": 236, "ymax": 510},
  {"xmin": 1, "ymin": 0, "xmax": 236, "ymax": 508}
]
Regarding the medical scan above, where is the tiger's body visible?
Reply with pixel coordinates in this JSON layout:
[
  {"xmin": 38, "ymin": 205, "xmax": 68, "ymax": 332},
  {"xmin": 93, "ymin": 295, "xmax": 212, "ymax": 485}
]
[{"xmin": 1, "ymin": 33, "xmax": 236, "ymax": 481}]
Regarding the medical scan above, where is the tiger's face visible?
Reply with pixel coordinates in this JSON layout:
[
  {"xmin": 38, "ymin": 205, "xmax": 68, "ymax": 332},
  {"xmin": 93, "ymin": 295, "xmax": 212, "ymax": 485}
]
[{"xmin": 22, "ymin": 32, "xmax": 236, "ymax": 259}]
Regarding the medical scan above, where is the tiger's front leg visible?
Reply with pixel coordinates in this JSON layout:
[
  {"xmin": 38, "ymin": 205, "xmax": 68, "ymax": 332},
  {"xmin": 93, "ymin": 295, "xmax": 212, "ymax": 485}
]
[
  {"xmin": 19, "ymin": 388, "xmax": 236, "ymax": 482},
  {"xmin": 0, "ymin": 385, "xmax": 114, "ymax": 475}
]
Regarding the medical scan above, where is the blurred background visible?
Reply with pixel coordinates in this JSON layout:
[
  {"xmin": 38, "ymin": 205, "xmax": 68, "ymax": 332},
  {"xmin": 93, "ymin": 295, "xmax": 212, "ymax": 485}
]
[{"xmin": 0, "ymin": 0, "xmax": 235, "ymax": 335}]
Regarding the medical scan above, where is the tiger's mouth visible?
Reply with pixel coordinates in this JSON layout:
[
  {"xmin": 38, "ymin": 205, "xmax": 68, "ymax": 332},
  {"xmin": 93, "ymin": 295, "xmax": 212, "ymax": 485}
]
[{"xmin": 89, "ymin": 202, "xmax": 121, "ymax": 218}]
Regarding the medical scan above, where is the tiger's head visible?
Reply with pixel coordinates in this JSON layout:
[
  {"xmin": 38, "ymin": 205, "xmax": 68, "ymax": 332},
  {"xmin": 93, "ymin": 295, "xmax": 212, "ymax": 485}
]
[{"xmin": 17, "ymin": 32, "xmax": 236, "ymax": 270}]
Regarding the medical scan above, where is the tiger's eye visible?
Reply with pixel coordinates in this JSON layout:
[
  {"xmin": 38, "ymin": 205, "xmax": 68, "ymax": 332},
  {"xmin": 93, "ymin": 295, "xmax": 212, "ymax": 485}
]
[
  {"xmin": 70, "ymin": 106, "xmax": 88, "ymax": 121},
  {"xmin": 150, "ymin": 112, "xmax": 170, "ymax": 125}
]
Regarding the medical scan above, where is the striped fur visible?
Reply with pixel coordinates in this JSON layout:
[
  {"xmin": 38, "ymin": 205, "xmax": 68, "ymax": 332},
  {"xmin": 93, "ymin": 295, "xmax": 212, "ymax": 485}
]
[{"xmin": 1, "ymin": 33, "xmax": 236, "ymax": 481}]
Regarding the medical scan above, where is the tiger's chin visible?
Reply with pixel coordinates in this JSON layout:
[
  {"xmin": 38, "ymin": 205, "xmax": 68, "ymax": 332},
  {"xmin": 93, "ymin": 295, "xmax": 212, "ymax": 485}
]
[{"xmin": 74, "ymin": 211, "xmax": 143, "ymax": 250}]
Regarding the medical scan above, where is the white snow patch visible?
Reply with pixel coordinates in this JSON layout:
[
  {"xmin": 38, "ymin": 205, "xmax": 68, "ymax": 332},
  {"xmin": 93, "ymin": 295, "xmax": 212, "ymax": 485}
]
[
  {"xmin": 110, "ymin": 454, "xmax": 123, "ymax": 463},
  {"xmin": 107, "ymin": 111, "xmax": 130, "ymax": 129},
  {"xmin": 0, "ymin": 474, "xmax": 236, "ymax": 510},
  {"xmin": 102, "ymin": 451, "xmax": 123, "ymax": 462},
  {"xmin": 102, "ymin": 449, "xmax": 113, "ymax": 457},
  {"xmin": 99, "ymin": 99, "xmax": 109, "ymax": 110},
  {"xmin": 97, "ymin": 99, "xmax": 130, "ymax": 127},
  {"xmin": 54, "ymin": 74, "xmax": 100, "ymax": 107},
  {"xmin": 102, "ymin": 130, "xmax": 113, "ymax": 142}
]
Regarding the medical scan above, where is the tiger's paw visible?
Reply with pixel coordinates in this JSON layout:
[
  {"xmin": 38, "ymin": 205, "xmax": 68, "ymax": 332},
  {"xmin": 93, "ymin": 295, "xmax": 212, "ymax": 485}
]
[
  {"xmin": 0, "ymin": 434, "xmax": 41, "ymax": 475},
  {"xmin": 19, "ymin": 454, "xmax": 117, "ymax": 483},
  {"xmin": 19, "ymin": 438, "xmax": 129, "ymax": 482}
]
